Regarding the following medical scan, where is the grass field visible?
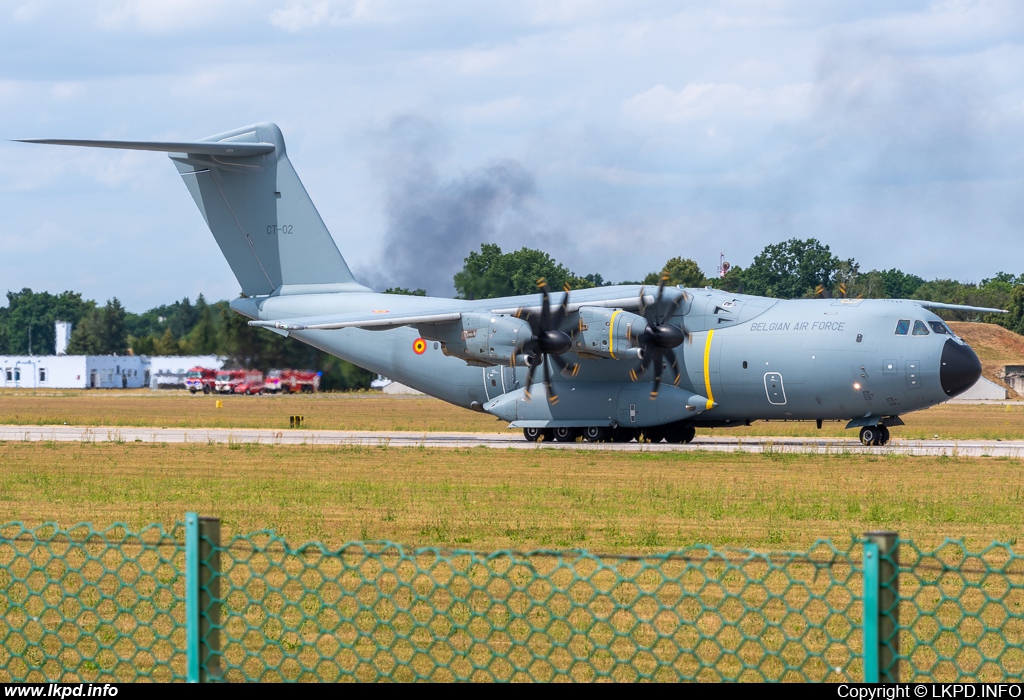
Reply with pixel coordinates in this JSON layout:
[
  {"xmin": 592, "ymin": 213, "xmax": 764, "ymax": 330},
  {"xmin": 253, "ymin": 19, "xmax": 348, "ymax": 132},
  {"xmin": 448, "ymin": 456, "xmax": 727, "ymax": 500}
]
[
  {"xmin": 2, "ymin": 389, "xmax": 1024, "ymax": 440},
  {"xmin": 1, "ymin": 440, "xmax": 1021, "ymax": 552}
]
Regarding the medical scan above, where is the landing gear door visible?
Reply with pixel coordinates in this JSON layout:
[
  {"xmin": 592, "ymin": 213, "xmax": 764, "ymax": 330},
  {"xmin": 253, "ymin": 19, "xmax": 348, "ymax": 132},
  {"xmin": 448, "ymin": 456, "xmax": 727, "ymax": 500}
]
[{"xmin": 764, "ymin": 372, "xmax": 786, "ymax": 405}]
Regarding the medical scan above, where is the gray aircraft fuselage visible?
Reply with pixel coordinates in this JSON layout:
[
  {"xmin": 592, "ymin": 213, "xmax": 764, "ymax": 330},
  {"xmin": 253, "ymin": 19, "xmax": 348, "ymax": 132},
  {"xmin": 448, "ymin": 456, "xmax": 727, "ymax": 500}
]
[{"xmin": 231, "ymin": 285, "xmax": 978, "ymax": 431}]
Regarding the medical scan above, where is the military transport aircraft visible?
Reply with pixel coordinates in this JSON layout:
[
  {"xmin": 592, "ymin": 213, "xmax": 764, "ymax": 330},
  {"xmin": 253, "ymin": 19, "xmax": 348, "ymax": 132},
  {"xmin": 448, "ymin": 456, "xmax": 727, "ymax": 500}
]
[{"xmin": 18, "ymin": 123, "xmax": 1000, "ymax": 446}]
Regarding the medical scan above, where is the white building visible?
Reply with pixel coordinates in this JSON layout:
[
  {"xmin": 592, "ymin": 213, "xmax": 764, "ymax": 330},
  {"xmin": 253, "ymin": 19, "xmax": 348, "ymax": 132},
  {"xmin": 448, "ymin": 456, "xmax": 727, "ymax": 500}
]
[
  {"xmin": 146, "ymin": 355, "xmax": 225, "ymax": 389},
  {"xmin": 0, "ymin": 355, "xmax": 148, "ymax": 389}
]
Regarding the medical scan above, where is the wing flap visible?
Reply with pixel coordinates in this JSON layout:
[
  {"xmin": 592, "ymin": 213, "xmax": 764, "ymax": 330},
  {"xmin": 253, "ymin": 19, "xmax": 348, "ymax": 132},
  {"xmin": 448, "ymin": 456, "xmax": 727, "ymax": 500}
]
[{"xmin": 249, "ymin": 310, "xmax": 462, "ymax": 331}]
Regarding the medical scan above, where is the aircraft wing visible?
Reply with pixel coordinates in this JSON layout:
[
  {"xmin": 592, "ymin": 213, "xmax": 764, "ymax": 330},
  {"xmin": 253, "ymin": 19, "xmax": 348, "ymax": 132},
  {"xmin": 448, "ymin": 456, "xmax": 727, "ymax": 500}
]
[
  {"xmin": 249, "ymin": 310, "xmax": 463, "ymax": 331},
  {"xmin": 250, "ymin": 293, "xmax": 661, "ymax": 332},
  {"xmin": 902, "ymin": 300, "xmax": 1007, "ymax": 314},
  {"xmin": 14, "ymin": 138, "xmax": 275, "ymax": 157}
]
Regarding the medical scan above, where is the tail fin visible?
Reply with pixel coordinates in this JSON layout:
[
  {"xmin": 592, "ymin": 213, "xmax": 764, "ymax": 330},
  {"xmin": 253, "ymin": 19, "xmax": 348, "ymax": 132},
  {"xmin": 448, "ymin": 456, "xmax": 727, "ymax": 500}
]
[{"xmin": 19, "ymin": 123, "xmax": 368, "ymax": 296}]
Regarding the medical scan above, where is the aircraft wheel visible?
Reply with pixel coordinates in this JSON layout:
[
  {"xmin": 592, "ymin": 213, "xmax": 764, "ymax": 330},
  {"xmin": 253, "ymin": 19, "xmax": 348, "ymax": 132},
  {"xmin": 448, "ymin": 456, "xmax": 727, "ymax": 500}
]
[
  {"xmin": 640, "ymin": 427, "xmax": 666, "ymax": 444},
  {"xmin": 665, "ymin": 423, "xmax": 696, "ymax": 444},
  {"xmin": 553, "ymin": 427, "xmax": 580, "ymax": 442},
  {"xmin": 879, "ymin": 425, "xmax": 891, "ymax": 445},
  {"xmin": 608, "ymin": 427, "xmax": 630, "ymax": 443},
  {"xmin": 523, "ymin": 427, "xmax": 554, "ymax": 442},
  {"xmin": 583, "ymin": 426, "xmax": 609, "ymax": 442},
  {"xmin": 859, "ymin": 426, "xmax": 882, "ymax": 446}
]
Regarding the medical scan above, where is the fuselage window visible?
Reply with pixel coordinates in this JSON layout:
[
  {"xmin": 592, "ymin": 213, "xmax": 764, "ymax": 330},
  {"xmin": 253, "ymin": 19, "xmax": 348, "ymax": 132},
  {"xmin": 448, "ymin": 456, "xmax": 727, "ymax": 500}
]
[
  {"xmin": 928, "ymin": 321, "xmax": 949, "ymax": 334},
  {"xmin": 895, "ymin": 320, "xmax": 910, "ymax": 335},
  {"xmin": 913, "ymin": 320, "xmax": 930, "ymax": 336}
]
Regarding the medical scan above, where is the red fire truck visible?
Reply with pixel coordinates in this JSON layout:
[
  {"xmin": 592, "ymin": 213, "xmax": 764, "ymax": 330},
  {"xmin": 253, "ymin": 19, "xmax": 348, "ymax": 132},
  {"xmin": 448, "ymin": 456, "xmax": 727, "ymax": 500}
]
[
  {"xmin": 214, "ymin": 369, "xmax": 246, "ymax": 394},
  {"xmin": 233, "ymin": 370, "xmax": 265, "ymax": 395},
  {"xmin": 185, "ymin": 367, "xmax": 217, "ymax": 394},
  {"xmin": 264, "ymin": 369, "xmax": 321, "ymax": 394}
]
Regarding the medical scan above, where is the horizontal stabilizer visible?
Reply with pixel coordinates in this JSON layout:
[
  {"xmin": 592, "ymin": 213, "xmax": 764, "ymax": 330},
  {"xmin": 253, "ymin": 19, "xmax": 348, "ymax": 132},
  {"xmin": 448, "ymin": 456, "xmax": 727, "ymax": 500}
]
[{"xmin": 15, "ymin": 138, "xmax": 275, "ymax": 157}]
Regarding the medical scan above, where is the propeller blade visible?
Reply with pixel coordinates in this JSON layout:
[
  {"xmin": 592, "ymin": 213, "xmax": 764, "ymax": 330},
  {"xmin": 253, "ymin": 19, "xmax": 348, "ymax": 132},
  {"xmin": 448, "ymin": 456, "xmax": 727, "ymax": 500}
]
[
  {"xmin": 523, "ymin": 362, "xmax": 538, "ymax": 401},
  {"xmin": 669, "ymin": 352, "xmax": 681, "ymax": 387},
  {"xmin": 551, "ymin": 354, "xmax": 579, "ymax": 378},
  {"xmin": 552, "ymin": 282, "xmax": 571, "ymax": 328},
  {"xmin": 629, "ymin": 352, "xmax": 653, "ymax": 382},
  {"xmin": 542, "ymin": 358, "xmax": 557, "ymax": 404},
  {"xmin": 538, "ymin": 278, "xmax": 551, "ymax": 329},
  {"xmin": 655, "ymin": 271, "xmax": 668, "ymax": 323},
  {"xmin": 650, "ymin": 348, "xmax": 664, "ymax": 398},
  {"xmin": 638, "ymin": 286, "xmax": 648, "ymax": 317}
]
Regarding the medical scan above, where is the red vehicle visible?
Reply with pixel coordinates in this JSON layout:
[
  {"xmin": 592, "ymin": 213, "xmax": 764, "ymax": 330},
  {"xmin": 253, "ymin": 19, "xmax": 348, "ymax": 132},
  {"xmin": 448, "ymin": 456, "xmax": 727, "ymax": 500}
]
[
  {"xmin": 185, "ymin": 367, "xmax": 217, "ymax": 394},
  {"xmin": 214, "ymin": 369, "xmax": 246, "ymax": 394},
  {"xmin": 233, "ymin": 370, "xmax": 265, "ymax": 396},
  {"xmin": 265, "ymin": 369, "xmax": 321, "ymax": 394}
]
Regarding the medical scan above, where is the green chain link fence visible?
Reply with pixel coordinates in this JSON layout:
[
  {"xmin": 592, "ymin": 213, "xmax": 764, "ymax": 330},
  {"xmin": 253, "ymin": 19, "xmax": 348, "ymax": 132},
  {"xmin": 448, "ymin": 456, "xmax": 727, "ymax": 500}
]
[{"xmin": 0, "ymin": 515, "xmax": 1021, "ymax": 682}]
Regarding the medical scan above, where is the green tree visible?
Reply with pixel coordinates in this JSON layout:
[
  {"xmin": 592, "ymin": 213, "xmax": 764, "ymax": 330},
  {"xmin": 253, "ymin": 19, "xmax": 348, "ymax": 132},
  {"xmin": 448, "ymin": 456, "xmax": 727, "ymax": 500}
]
[
  {"xmin": 67, "ymin": 298, "xmax": 128, "ymax": 355},
  {"xmin": 453, "ymin": 244, "xmax": 594, "ymax": 299},
  {"xmin": 1003, "ymin": 285, "xmax": 1024, "ymax": 335},
  {"xmin": 743, "ymin": 239, "xmax": 850, "ymax": 299},
  {"xmin": 642, "ymin": 257, "xmax": 707, "ymax": 288},
  {"xmin": 184, "ymin": 304, "xmax": 219, "ymax": 354},
  {"xmin": 0, "ymin": 288, "xmax": 92, "ymax": 355},
  {"xmin": 384, "ymin": 287, "xmax": 427, "ymax": 296}
]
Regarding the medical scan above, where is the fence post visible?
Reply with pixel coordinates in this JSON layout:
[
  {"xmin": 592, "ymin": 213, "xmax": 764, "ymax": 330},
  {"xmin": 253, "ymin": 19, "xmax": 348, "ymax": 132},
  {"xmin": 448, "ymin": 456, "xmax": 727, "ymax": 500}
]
[
  {"xmin": 199, "ymin": 516, "xmax": 222, "ymax": 682},
  {"xmin": 185, "ymin": 512, "xmax": 199, "ymax": 683},
  {"xmin": 863, "ymin": 531, "xmax": 899, "ymax": 683},
  {"xmin": 185, "ymin": 513, "xmax": 222, "ymax": 683}
]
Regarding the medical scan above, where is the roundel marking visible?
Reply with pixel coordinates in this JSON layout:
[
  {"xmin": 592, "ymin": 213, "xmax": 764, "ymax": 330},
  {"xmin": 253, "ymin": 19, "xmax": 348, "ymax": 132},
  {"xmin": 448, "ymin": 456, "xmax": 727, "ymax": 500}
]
[{"xmin": 412, "ymin": 338, "xmax": 427, "ymax": 355}]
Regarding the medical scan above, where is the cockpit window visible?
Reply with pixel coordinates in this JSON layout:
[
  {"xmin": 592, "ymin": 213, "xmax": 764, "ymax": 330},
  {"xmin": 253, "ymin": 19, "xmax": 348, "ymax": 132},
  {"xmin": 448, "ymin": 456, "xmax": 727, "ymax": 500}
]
[
  {"xmin": 895, "ymin": 319, "xmax": 910, "ymax": 335},
  {"xmin": 928, "ymin": 321, "xmax": 950, "ymax": 334},
  {"xmin": 913, "ymin": 320, "xmax": 930, "ymax": 336}
]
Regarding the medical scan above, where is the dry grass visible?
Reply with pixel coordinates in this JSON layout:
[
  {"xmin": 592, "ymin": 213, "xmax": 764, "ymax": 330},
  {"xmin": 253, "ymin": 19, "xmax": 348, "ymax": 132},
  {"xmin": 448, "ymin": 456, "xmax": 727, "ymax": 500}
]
[
  {"xmin": 2, "ymin": 389, "xmax": 1024, "ymax": 441},
  {"xmin": 1, "ymin": 440, "xmax": 1022, "ymax": 552}
]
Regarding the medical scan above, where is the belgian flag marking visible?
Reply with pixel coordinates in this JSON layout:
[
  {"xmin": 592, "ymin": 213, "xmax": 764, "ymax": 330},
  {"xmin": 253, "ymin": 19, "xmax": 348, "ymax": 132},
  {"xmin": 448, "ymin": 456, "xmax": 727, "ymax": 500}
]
[{"xmin": 413, "ymin": 338, "xmax": 427, "ymax": 355}]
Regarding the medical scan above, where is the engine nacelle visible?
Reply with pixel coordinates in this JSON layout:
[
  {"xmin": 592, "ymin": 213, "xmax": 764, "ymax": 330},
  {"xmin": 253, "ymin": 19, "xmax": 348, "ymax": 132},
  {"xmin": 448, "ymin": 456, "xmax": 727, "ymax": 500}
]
[
  {"xmin": 425, "ymin": 314, "xmax": 531, "ymax": 366},
  {"xmin": 572, "ymin": 307, "xmax": 646, "ymax": 360}
]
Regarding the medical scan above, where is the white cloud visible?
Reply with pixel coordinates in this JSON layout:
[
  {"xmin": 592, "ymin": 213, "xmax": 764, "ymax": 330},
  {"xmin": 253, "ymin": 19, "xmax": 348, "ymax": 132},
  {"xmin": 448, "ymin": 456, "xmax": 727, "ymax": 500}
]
[
  {"xmin": 622, "ymin": 82, "xmax": 812, "ymax": 123},
  {"xmin": 94, "ymin": 0, "xmax": 248, "ymax": 32},
  {"xmin": 49, "ymin": 82, "xmax": 86, "ymax": 101},
  {"xmin": 268, "ymin": 0, "xmax": 366, "ymax": 32}
]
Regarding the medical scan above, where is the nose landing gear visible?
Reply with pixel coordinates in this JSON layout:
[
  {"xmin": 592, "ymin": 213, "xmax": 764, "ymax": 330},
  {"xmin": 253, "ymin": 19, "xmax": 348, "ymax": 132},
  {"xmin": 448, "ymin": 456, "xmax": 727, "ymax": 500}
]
[{"xmin": 859, "ymin": 425, "xmax": 891, "ymax": 446}]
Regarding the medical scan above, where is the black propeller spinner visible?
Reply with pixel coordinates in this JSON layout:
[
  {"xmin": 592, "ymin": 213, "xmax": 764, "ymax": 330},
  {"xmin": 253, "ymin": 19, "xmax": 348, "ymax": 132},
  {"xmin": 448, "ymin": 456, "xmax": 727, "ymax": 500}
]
[
  {"xmin": 630, "ymin": 272, "xmax": 689, "ymax": 398},
  {"xmin": 514, "ymin": 278, "xmax": 579, "ymax": 404}
]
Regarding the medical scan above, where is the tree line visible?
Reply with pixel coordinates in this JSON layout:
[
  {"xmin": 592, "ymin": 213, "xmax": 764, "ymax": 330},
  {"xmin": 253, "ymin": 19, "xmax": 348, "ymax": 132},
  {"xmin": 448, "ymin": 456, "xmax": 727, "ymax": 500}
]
[{"xmin": 1, "ymin": 237, "xmax": 1022, "ymax": 388}]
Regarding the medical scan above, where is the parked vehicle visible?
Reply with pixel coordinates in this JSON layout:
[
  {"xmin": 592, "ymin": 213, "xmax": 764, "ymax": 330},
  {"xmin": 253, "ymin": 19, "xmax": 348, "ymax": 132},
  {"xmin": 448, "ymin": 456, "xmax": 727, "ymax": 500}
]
[
  {"xmin": 265, "ymin": 369, "xmax": 321, "ymax": 394},
  {"xmin": 233, "ymin": 370, "xmax": 265, "ymax": 396},
  {"xmin": 185, "ymin": 367, "xmax": 217, "ymax": 394},
  {"xmin": 214, "ymin": 369, "xmax": 246, "ymax": 394}
]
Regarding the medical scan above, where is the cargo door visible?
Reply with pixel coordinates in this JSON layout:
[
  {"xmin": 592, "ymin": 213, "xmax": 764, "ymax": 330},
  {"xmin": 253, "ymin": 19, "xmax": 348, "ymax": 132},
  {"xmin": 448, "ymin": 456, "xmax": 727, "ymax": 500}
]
[{"xmin": 483, "ymin": 366, "xmax": 504, "ymax": 401}]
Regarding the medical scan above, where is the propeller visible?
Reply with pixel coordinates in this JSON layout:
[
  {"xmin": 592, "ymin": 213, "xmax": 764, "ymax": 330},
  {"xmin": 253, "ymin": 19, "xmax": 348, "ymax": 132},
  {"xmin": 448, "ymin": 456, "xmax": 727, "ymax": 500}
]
[
  {"xmin": 630, "ymin": 271, "xmax": 688, "ymax": 398},
  {"xmin": 514, "ymin": 278, "xmax": 579, "ymax": 404}
]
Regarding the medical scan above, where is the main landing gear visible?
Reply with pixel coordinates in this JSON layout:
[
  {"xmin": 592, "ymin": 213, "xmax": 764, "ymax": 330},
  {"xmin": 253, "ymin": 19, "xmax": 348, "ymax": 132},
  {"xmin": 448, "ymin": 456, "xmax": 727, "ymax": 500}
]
[
  {"xmin": 523, "ymin": 422, "xmax": 696, "ymax": 444},
  {"xmin": 859, "ymin": 425, "xmax": 891, "ymax": 446}
]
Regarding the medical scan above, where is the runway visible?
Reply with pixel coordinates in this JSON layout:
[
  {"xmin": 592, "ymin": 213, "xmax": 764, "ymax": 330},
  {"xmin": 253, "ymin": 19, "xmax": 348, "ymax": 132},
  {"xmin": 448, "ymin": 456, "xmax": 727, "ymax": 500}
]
[{"xmin": 1, "ymin": 424, "xmax": 1022, "ymax": 457}]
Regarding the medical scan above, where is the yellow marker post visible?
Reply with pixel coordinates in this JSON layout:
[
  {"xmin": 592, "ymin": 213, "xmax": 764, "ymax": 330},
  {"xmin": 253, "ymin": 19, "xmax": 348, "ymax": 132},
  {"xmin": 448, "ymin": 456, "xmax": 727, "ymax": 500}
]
[{"xmin": 215, "ymin": 400, "xmax": 223, "ymax": 409}]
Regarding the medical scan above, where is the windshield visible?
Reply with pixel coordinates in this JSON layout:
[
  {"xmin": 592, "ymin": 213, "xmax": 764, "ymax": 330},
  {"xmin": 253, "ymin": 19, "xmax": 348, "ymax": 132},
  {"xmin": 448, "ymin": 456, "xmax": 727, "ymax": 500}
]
[
  {"xmin": 216, "ymin": 372, "xmax": 232, "ymax": 381},
  {"xmin": 186, "ymin": 371, "xmax": 203, "ymax": 379}
]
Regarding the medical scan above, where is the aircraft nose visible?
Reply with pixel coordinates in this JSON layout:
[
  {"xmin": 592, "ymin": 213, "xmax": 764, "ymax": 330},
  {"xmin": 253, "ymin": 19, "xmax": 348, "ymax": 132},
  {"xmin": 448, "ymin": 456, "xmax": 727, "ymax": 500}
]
[{"xmin": 940, "ymin": 338, "xmax": 982, "ymax": 397}]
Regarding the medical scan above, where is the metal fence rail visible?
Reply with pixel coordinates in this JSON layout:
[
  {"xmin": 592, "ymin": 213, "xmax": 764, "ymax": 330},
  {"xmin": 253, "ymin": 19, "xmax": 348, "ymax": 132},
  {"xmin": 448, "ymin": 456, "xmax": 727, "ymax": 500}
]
[{"xmin": 0, "ymin": 515, "xmax": 1022, "ymax": 682}]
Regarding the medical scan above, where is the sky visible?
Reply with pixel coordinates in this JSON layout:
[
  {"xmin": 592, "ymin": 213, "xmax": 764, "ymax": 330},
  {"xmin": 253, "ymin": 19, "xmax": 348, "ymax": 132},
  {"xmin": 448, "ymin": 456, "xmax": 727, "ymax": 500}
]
[{"xmin": 1, "ymin": 0, "xmax": 1022, "ymax": 311}]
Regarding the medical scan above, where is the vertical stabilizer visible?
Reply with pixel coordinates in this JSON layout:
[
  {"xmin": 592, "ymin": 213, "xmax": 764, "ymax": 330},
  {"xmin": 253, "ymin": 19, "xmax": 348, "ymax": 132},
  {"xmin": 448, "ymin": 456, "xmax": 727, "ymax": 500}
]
[{"xmin": 171, "ymin": 123, "xmax": 368, "ymax": 296}]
